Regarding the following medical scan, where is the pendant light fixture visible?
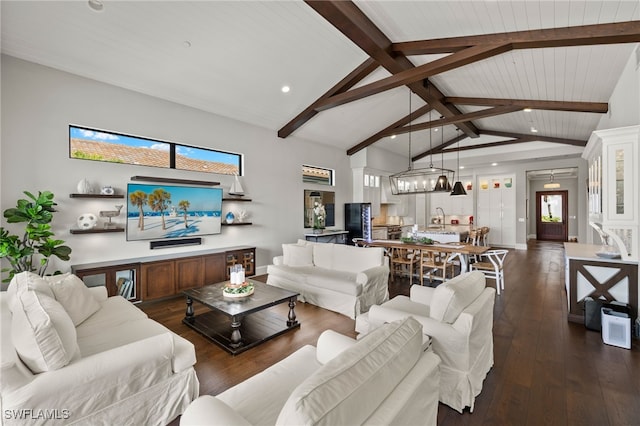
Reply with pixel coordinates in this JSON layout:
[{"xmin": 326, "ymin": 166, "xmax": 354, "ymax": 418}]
[
  {"xmin": 389, "ymin": 87, "xmax": 455, "ymax": 195},
  {"xmin": 433, "ymin": 120, "xmax": 451, "ymax": 191},
  {"xmin": 544, "ymin": 170, "xmax": 561, "ymax": 189},
  {"xmin": 451, "ymin": 129, "xmax": 467, "ymax": 196}
]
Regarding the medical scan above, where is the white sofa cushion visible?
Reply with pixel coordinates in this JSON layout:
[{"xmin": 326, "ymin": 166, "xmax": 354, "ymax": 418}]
[
  {"xmin": 46, "ymin": 273, "xmax": 101, "ymax": 326},
  {"xmin": 282, "ymin": 244, "xmax": 314, "ymax": 267},
  {"xmin": 312, "ymin": 243, "xmax": 334, "ymax": 269},
  {"xmin": 276, "ymin": 317, "xmax": 423, "ymax": 425},
  {"xmin": 430, "ymin": 271, "xmax": 486, "ymax": 323},
  {"xmin": 11, "ymin": 290, "xmax": 79, "ymax": 373},
  {"xmin": 305, "ymin": 270, "xmax": 361, "ymax": 296},
  {"xmin": 5, "ymin": 271, "xmax": 55, "ymax": 312},
  {"xmin": 181, "ymin": 395, "xmax": 252, "ymax": 426},
  {"xmin": 332, "ymin": 245, "xmax": 383, "ymax": 273}
]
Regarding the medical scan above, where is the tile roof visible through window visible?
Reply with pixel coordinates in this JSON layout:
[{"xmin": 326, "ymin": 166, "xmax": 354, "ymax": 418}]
[{"xmin": 70, "ymin": 139, "xmax": 239, "ymax": 174}]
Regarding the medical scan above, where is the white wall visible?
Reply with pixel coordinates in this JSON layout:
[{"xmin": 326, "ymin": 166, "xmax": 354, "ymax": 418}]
[
  {"xmin": 596, "ymin": 45, "xmax": 640, "ymax": 131},
  {"xmin": 0, "ymin": 55, "xmax": 352, "ymax": 281}
]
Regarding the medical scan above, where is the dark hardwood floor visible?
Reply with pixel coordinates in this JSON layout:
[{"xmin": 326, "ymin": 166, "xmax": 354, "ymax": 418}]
[{"xmin": 141, "ymin": 240, "xmax": 640, "ymax": 425}]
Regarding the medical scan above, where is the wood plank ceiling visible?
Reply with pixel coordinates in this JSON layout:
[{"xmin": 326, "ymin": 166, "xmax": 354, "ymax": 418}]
[
  {"xmin": 280, "ymin": 0, "xmax": 640, "ymax": 162},
  {"xmin": 1, "ymin": 1, "xmax": 638, "ymax": 169}
]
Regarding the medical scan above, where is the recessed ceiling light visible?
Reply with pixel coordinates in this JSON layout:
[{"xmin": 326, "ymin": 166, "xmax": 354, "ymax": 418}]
[
  {"xmin": 459, "ymin": 166, "xmax": 465, "ymax": 169},
  {"xmin": 491, "ymin": 163, "xmax": 498, "ymax": 166},
  {"xmin": 88, "ymin": 0, "xmax": 104, "ymax": 12},
  {"xmin": 281, "ymin": 86, "xmax": 290, "ymax": 93},
  {"xmin": 530, "ymin": 126, "xmax": 538, "ymax": 133},
  {"xmin": 524, "ymin": 108, "xmax": 532, "ymax": 112},
  {"xmin": 390, "ymin": 134, "xmax": 396, "ymax": 139},
  {"xmin": 434, "ymin": 128, "xmax": 439, "ymax": 132}
]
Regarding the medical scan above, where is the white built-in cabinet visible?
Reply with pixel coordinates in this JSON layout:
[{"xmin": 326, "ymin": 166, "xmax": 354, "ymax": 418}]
[
  {"xmin": 352, "ymin": 168, "xmax": 381, "ymax": 217},
  {"xmin": 583, "ymin": 125, "xmax": 640, "ymax": 261},
  {"xmin": 476, "ymin": 174, "xmax": 516, "ymax": 247}
]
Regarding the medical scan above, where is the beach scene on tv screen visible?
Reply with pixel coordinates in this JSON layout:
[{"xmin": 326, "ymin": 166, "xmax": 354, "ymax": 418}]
[{"xmin": 127, "ymin": 184, "xmax": 222, "ymax": 241}]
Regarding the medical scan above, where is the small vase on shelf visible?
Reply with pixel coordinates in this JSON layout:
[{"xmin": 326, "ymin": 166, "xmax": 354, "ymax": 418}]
[
  {"xmin": 225, "ymin": 212, "xmax": 235, "ymax": 224},
  {"xmin": 77, "ymin": 178, "xmax": 92, "ymax": 194}
]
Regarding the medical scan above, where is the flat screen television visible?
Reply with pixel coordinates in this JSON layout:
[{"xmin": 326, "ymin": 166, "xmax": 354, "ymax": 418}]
[{"xmin": 126, "ymin": 183, "xmax": 222, "ymax": 241}]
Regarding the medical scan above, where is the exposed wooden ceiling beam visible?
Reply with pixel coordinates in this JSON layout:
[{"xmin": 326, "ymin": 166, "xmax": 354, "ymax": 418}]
[
  {"xmin": 393, "ymin": 21, "xmax": 640, "ymax": 55},
  {"xmin": 378, "ymin": 106, "xmax": 522, "ymax": 138},
  {"xmin": 299, "ymin": 1, "xmax": 622, "ymax": 156},
  {"xmin": 303, "ymin": 0, "xmax": 479, "ymax": 144},
  {"xmin": 316, "ymin": 43, "xmax": 511, "ymax": 111},
  {"xmin": 347, "ymin": 104, "xmax": 434, "ymax": 156},
  {"xmin": 480, "ymin": 129, "xmax": 587, "ymax": 146},
  {"xmin": 413, "ymin": 130, "xmax": 586, "ymax": 159},
  {"xmin": 445, "ymin": 97, "xmax": 609, "ymax": 113},
  {"xmin": 278, "ymin": 58, "xmax": 378, "ymax": 138}
]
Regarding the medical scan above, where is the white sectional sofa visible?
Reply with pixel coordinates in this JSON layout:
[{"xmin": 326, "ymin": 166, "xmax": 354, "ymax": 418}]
[
  {"xmin": 266, "ymin": 240, "xmax": 389, "ymax": 319},
  {"xmin": 0, "ymin": 272, "xmax": 199, "ymax": 426},
  {"xmin": 180, "ymin": 317, "xmax": 441, "ymax": 426}
]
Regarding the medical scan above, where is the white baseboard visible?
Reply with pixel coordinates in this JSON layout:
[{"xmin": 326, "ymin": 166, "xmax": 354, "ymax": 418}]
[
  {"xmin": 255, "ymin": 265, "xmax": 268, "ymax": 276},
  {"xmin": 515, "ymin": 243, "xmax": 527, "ymax": 250}
]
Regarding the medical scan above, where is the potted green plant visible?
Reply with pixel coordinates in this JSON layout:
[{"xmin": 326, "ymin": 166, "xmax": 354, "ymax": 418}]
[{"xmin": 0, "ymin": 190, "xmax": 72, "ymax": 283}]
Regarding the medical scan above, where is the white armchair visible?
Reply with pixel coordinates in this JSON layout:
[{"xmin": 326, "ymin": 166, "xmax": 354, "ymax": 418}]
[{"xmin": 355, "ymin": 271, "xmax": 495, "ymax": 413}]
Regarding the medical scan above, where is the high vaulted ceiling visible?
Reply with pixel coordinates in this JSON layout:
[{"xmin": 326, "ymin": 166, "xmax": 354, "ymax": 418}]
[{"xmin": 2, "ymin": 1, "xmax": 639, "ymax": 170}]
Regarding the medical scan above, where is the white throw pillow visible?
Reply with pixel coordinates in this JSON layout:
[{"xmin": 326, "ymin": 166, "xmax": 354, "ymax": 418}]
[
  {"xmin": 12, "ymin": 290, "xmax": 79, "ymax": 373},
  {"xmin": 46, "ymin": 273, "xmax": 102, "ymax": 326},
  {"xmin": 5, "ymin": 271, "xmax": 55, "ymax": 313},
  {"xmin": 282, "ymin": 244, "xmax": 314, "ymax": 267},
  {"xmin": 429, "ymin": 271, "xmax": 486, "ymax": 323}
]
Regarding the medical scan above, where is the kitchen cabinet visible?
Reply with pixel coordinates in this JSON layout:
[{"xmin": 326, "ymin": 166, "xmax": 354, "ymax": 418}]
[
  {"xmin": 584, "ymin": 125, "xmax": 640, "ymax": 260},
  {"xmin": 372, "ymin": 227, "xmax": 388, "ymax": 240},
  {"xmin": 381, "ymin": 176, "xmax": 410, "ymax": 216},
  {"xmin": 352, "ymin": 168, "xmax": 381, "ymax": 218},
  {"xmin": 476, "ymin": 174, "xmax": 516, "ymax": 247}
]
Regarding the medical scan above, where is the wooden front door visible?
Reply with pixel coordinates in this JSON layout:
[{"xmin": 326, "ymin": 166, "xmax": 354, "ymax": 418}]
[{"xmin": 536, "ymin": 191, "xmax": 568, "ymax": 241}]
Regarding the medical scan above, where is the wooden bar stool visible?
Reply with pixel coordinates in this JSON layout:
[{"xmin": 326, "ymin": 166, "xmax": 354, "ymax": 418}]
[{"xmin": 480, "ymin": 227, "xmax": 490, "ymax": 246}]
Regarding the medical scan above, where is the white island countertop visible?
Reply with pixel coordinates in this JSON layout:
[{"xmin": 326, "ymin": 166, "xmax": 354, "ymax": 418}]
[
  {"xmin": 564, "ymin": 243, "xmax": 638, "ymax": 264},
  {"xmin": 415, "ymin": 225, "xmax": 471, "ymax": 235}
]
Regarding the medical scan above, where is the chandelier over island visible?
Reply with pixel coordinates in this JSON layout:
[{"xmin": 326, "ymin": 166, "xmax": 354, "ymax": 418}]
[{"xmin": 389, "ymin": 89, "xmax": 455, "ymax": 195}]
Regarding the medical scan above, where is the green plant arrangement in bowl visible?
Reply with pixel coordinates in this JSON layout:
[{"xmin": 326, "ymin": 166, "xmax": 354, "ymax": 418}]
[
  {"xmin": 401, "ymin": 236, "xmax": 433, "ymax": 245},
  {"xmin": 0, "ymin": 190, "xmax": 72, "ymax": 283}
]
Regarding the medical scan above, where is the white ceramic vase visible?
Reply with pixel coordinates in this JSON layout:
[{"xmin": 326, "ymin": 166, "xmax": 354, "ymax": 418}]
[{"xmin": 77, "ymin": 178, "xmax": 92, "ymax": 194}]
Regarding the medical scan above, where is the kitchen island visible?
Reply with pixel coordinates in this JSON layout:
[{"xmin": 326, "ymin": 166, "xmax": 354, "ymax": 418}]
[{"xmin": 414, "ymin": 225, "xmax": 471, "ymax": 243}]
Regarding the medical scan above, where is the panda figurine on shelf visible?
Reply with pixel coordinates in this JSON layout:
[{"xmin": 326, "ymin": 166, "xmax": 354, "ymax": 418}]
[{"xmin": 77, "ymin": 213, "xmax": 98, "ymax": 230}]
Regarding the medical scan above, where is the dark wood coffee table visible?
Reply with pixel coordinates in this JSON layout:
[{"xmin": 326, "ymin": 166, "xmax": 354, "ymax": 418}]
[{"xmin": 182, "ymin": 280, "xmax": 299, "ymax": 355}]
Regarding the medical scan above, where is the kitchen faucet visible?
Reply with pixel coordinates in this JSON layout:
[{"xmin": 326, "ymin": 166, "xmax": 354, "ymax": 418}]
[{"xmin": 436, "ymin": 207, "xmax": 445, "ymax": 229}]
